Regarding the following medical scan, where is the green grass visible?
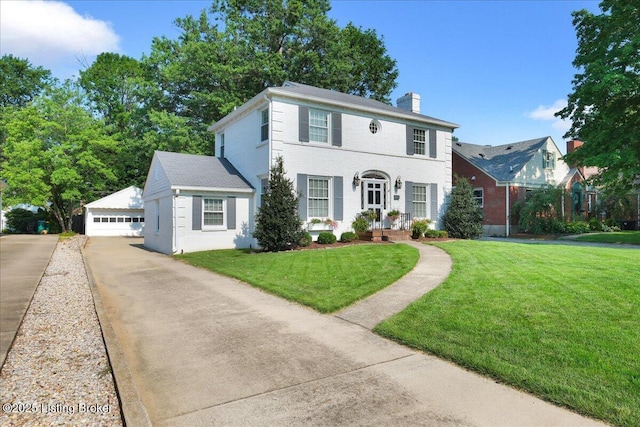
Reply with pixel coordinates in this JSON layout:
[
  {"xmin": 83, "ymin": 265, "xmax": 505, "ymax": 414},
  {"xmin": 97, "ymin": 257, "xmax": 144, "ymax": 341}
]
[
  {"xmin": 573, "ymin": 231, "xmax": 640, "ymax": 245},
  {"xmin": 375, "ymin": 240, "xmax": 639, "ymax": 427},
  {"xmin": 176, "ymin": 244, "xmax": 419, "ymax": 313}
]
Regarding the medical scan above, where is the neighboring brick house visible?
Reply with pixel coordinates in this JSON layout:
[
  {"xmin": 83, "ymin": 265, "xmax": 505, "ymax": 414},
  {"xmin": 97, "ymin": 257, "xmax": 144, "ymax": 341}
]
[
  {"xmin": 143, "ymin": 81, "xmax": 458, "ymax": 253},
  {"xmin": 452, "ymin": 137, "xmax": 584, "ymax": 236}
]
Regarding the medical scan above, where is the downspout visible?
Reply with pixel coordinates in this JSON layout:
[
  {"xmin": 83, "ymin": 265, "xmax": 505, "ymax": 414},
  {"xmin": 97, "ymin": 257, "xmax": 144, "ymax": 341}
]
[
  {"xmin": 172, "ymin": 189, "xmax": 180, "ymax": 253},
  {"xmin": 505, "ymin": 184, "xmax": 510, "ymax": 236}
]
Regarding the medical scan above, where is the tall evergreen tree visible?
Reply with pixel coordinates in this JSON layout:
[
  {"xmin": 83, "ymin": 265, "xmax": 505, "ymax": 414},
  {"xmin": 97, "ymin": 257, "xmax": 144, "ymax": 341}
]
[
  {"xmin": 254, "ymin": 156, "xmax": 303, "ymax": 251},
  {"xmin": 442, "ymin": 177, "xmax": 483, "ymax": 239}
]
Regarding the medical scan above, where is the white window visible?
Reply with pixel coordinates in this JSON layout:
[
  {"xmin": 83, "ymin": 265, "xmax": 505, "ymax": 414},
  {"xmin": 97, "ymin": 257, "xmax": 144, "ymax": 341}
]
[
  {"xmin": 412, "ymin": 185, "xmax": 427, "ymax": 218},
  {"xmin": 260, "ymin": 109, "xmax": 269, "ymax": 142},
  {"xmin": 203, "ymin": 198, "xmax": 224, "ymax": 227},
  {"xmin": 308, "ymin": 177, "xmax": 330, "ymax": 218},
  {"xmin": 413, "ymin": 128, "xmax": 426, "ymax": 155},
  {"xmin": 542, "ymin": 149, "xmax": 555, "ymax": 169},
  {"xmin": 309, "ymin": 109, "xmax": 329, "ymax": 143},
  {"xmin": 219, "ymin": 133, "xmax": 225, "ymax": 158},
  {"xmin": 154, "ymin": 200, "xmax": 160, "ymax": 232},
  {"xmin": 259, "ymin": 176, "xmax": 269, "ymax": 207},
  {"xmin": 473, "ymin": 188, "xmax": 484, "ymax": 207}
]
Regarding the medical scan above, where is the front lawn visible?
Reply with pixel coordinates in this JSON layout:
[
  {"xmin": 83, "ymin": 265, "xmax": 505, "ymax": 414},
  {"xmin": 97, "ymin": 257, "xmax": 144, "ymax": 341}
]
[
  {"xmin": 176, "ymin": 244, "xmax": 419, "ymax": 313},
  {"xmin": 375, "ymin": 240, "xmax": 639, "ymax": 427},
  {"xmin": 573, "ymin": 231, "xmax": 640, "ymax": 245}
]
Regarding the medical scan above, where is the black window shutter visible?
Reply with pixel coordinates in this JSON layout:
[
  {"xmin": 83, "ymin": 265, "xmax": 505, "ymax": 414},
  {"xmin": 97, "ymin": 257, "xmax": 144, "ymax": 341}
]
[
  {"xmin": 227, "ymin": 197, "xmax": 236, "ymax": 230},
  {"xmin": 299, "ymin": 106, "xmax": 309, "ymax": 142},
  {"xmin": 332, "ymin": 113, "xmax": 342, "ymax": 147},
  {"xmin": 333, "ymin": 176, "xmax": 343, "ymax": 221},
  {"xmin": 297, "ymin": 174, "xmax": 308, "ymax": 218},
  {"xmin": 406, "ymin": 125, "xmax": 415, "ymax": 155},
  {"xmin": 430, "ymin": 183, "xmax": 438, "ymax": 221},
  {"xmin": 429, "ymin": 129, "xmax": 437, "ymax": 158},
  {"xmin": 192, "ymin": 196, "xmax": 202, "ymax": 230},
  {"xmin": 405, "ymin": 181, "xmax": 413, "ymax": 215},
  {"xmin": 360, "ymin": 182, "xmax": 364, "ymax": 209}
]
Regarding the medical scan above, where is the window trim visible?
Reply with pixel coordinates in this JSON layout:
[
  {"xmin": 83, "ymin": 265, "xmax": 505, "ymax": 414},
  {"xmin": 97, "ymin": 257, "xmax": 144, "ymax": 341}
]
[
  {"xmin": 219, "ymin": 133, "xmax": 225, "ymax": 159},
  {"xmin": 473, "ymin": 188, "xmax": 484, "ymax": 208},
  {"xmin": 413, "ymin": 128, "xmax": 426, "ymax": 156},
  {"xmin": 307, "ymin": 176, "xmax": 332, "ymax": 219},
  {"xmin": 309, "ymin": 108, "xmax": 330, "ymax": 144},
  {"xmin": 260, "ymin": 109, "xmax": 269, "ymax": 142},
  {"xmin": 202, "ymin": 197, "xmax": 226, "ymax": 230},
  {"xmin": 542, "ymin": 149, "xmax": 556, "ymax": 169},
  {"xmin": 412, "ymin": 184, "xmax": 428, "ymax": 218}
]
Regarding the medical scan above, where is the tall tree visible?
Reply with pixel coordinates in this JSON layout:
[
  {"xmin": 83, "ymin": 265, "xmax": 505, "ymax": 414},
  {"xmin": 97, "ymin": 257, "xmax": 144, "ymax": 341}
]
[
  {"xmin": 144, "ymin": 0, "xmax": 398, "ymax": 128},
  {"xmin": 557, "ymin": 0, "xmax": 640, "ymax": 193},
  {"xmin": 253, "ymin": 156, "xmax": 303, "ymax": 251},
  {"xmin": 0, "ymin": 55, "xmax": 52, "ymax": 108},
  {"xmin": 442, "ymin": 177, "xmax": 483, "ymax": 239},
  {"xmin": 1, "ymin": 82, "xmax": 119, "ymax": 231}
]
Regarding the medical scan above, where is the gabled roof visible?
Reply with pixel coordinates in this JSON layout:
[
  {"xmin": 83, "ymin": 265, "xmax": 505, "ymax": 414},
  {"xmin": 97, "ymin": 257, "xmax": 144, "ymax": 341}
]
[
  {"xmin": 154, "ymin": 151, "xmax": 253, "ymax": 191},
  {"xmin": 210, "ymin": 81, "xmax": 459, "ymax": 132},
  {"xmin": 453, "ymin": 137, "xmax": 550, "ymax": 182},
  {"xmin": 85, "ymin": 186, "xmax": 143, "ymax": 209}
]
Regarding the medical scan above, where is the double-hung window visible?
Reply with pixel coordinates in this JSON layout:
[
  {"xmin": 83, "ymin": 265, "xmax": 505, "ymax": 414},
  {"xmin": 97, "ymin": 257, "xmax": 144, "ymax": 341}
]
[
  {"xmin": 413, "ymin": 128, "xmax": 426, "ymax": 155},
  {"xmin": 260, "ymin": 109, "xmax": 269, "ymax": 142},
  {"xmin": 309, "ymin": 109, "xmax": 329, "ymax": 143},
  {"xmin": 219, "ymin": 133, "xmax": 225, "ymax": 159},
  {"xmin": 412, "ymin": 185, "xmax": 427, "ymax": 218},
  {"xmin": 542, "ymin": 149, "xmax": 555, "ymax": 169},
  {"xmin": 203, "ymin": 198, "xmax": 224, "ymax": 227},
  {"xmin": 308, "ymin": 177, "xmax": 330, "ymax": 218},
  {"xmin": 473, "ymin": 188, "xmax": 484, "ymax": 207}
]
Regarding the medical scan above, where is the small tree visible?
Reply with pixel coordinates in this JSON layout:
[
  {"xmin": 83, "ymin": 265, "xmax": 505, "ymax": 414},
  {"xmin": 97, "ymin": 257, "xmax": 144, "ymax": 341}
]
[
  {"xmin": 442, "ymin": 177, "xmax": 483, "ymax": 239},
  {"xmin": 253, "ymin": 156, "xmax": 303, "ymax": 251},
  {"xmin": 512, "ymin": 185, "xmax": 565, "ymax": 234}
]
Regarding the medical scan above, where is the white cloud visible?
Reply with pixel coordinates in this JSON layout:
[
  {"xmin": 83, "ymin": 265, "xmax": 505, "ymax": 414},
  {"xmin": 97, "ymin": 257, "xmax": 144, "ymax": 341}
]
[
  {"xmin": 0, "ymin": 1, "xmax": 120, "ymax": 72},
  {"xmin": 526, "ymin": 99, "xmax": 571, "ymax": 134}
]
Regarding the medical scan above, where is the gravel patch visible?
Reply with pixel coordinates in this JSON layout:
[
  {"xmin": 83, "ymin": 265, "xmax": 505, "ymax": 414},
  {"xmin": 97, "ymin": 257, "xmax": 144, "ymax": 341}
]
[{"xmin": 0, "ymin": 235, "xmax": 122, "ymax": 426}]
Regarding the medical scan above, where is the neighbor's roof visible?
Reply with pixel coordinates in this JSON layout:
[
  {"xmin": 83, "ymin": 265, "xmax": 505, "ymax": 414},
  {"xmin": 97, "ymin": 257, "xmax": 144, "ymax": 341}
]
[
  {"xmin": 453, "ymin": 137, "xmax": 550, "ymax": 182},
  {"xmin": 154, "ymin": 151, "xmax": 253, "ymax": 191},
  {"xmin": 210, "ymin": 81, "xmax": 459, "ymax": 131},
  {"xmin": 85, "ymin": 185, "xmax": 143, "ymax": 209}
]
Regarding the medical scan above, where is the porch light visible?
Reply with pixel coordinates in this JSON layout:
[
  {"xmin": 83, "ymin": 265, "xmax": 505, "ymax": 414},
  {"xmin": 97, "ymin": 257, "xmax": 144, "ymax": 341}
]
[
  {"xmin": 395, "ymin": 176, "xmax": 402, "ymax": 189},
  {"xmin": 353, "ymin": 172, "xmax": 360, "ymax": 186}
]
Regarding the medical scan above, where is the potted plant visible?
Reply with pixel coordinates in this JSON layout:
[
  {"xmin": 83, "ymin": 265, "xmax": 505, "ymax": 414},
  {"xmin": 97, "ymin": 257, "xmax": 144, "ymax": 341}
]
[{"xmin": 386, "ymin": 209, "xmax": 400, "ymax": 227}]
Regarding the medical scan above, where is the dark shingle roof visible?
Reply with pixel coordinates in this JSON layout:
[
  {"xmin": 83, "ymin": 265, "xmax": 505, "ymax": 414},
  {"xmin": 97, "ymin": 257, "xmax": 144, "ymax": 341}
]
[
  {"xmin": 453, "ymin": 137, "xmax": 550, "ymax": 182},
  {"xmin": 272, "ymin": 81, "xmax": 459, "ymax": 129},
  {"xmin": 155, "ymin": 151, "xmax": 253, "ymax": 190}
]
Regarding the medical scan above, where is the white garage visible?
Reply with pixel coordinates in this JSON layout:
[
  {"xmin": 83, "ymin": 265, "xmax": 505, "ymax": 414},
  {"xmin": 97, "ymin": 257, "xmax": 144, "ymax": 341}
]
[{"xmin": 84, "ymin": 186, "xmax": 144, "ymax": 237}]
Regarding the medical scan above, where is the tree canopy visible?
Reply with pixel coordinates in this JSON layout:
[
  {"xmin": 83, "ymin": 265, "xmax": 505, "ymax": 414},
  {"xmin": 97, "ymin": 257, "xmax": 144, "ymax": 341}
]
[
  {"xmin": 0, "ymin": 55, "xmax": 52, "ymax": 108},
  {"xmin": 1, "ymin": 82, "xmax": 119, "ymax": 231},
  {"xmin": 557, "ymin": 0, "xmax": 640, "ymax": 193}
]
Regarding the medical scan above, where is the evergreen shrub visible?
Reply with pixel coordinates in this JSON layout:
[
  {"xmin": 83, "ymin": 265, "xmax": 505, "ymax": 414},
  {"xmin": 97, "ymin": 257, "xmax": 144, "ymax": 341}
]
[{"xmin": 317, "ymin": 232, "xmax": 337, "ymax": 244}]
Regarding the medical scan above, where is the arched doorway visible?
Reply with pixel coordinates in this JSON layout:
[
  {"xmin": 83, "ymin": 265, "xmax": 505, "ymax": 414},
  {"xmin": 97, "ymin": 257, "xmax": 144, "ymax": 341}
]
[{"xmin": 361, "ymin": 171, "xmax": 390, "ymax": 223}]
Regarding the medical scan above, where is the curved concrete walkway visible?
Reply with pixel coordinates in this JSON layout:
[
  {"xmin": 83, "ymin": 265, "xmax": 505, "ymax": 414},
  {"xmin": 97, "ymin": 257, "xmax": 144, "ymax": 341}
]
[
  {"xmin": 84, "ymin": 237, "xmax": 606, "ymax": 427},
  {"xmin": 336, "ymin": 241, "xmax": 452, "ymax": 329}
]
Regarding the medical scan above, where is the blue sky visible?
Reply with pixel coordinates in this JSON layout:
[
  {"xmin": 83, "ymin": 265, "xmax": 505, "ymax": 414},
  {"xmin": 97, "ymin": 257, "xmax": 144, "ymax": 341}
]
[{"xmin": 1, "ymin": 0, "xmax": 601, "ymax": 152}]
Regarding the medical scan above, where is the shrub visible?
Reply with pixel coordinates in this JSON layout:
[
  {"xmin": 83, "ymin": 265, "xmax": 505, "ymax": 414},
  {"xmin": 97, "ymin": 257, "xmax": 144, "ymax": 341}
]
[
  {"xmin": 317, "ymin": 232, "xmax": 337, "ymax": 244},
  {"xmin": 437, "ymin": 230, "xmax": 448, "ymax": 238},
  {"xmin": 589, "ymin": 217, "xmax": 604, "ymax": 231},
  {"xmin": 442, "ymin": 176, "xmax": 483, "ymax": 239},
  {"xmin": 512, "ymin": 185, "xmax": 564, "ymax": 234},
  {"xmin": 352, "ymin": 211, "xmax": 373, "ymax": 233},
  {"xmin": 299, "ymin": 232, "xmax": 312, "ymax": 247},
  {"xmin": 425, "ymin": 229, "xmax": 439, "ymax": 238},
  {"xmin": 340, "ymin": 231, "xmax": 358, "ymax": 242},
  {"xmin": 565, "ymin": 221, "xmax": 591, "ymax": 234},
  {"xmin": 412, "ymin": 219, "xmax": 430, "ymax": 238}
]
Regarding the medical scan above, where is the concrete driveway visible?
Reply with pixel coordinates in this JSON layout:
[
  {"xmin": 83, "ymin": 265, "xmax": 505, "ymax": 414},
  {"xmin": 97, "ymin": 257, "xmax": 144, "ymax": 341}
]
[
  {"xmin": 83, "ymin": 237, "xmax": 606, "ymax": 427},
  {"xmin": 0, "ymin": 234, "xmax": 58, "ymax": 368}
]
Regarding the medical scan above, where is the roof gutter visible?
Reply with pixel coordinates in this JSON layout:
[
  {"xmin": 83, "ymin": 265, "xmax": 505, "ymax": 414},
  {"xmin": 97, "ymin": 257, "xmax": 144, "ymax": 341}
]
[{"xmin": 170, "ymin": 186, "xmax": 254, "ymax": 194}]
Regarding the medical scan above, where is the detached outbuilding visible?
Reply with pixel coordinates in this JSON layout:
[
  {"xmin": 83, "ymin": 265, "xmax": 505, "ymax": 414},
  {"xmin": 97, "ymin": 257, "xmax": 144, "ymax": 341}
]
[
  {"xmin": 84, "ymin": 186, "xmax": 145, "ymax": 237},
  {"xmin": 143, "ymin": 151, "xmax": 255, "ymax": 255}
]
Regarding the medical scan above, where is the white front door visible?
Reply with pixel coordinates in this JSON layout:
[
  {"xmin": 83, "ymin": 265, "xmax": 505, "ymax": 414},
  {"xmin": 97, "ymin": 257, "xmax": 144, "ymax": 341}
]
[{"xmin": 364, "ymin": 179, "xmax": 386, "ymax": 222}]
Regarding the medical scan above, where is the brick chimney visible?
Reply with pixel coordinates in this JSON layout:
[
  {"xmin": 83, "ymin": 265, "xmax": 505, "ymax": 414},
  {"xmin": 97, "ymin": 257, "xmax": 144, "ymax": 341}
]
[
  {"xmin": 566, "ymin": 139, "xmax": 584, "ymax": 154},
  {"xmin": 396, "ymin": 92, "xmax": 421, "ymax": 114}
]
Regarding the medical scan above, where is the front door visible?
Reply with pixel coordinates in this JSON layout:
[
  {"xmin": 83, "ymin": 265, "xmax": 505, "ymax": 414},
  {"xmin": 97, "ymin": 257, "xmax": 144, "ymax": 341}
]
[{"xmin": 364, "ymin": 180, "xmax": 386, "ymax": 222}]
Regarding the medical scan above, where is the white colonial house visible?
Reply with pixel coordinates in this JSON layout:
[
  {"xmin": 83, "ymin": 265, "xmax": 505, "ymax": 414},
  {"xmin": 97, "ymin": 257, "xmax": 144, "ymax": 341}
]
[
  {"xmin": 84, "ymin": 186, "xmax": 145, "ymax": 236},
  {"xmin": 143, "ymin": 82, "xmax": 458, "ymax": 254}
]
